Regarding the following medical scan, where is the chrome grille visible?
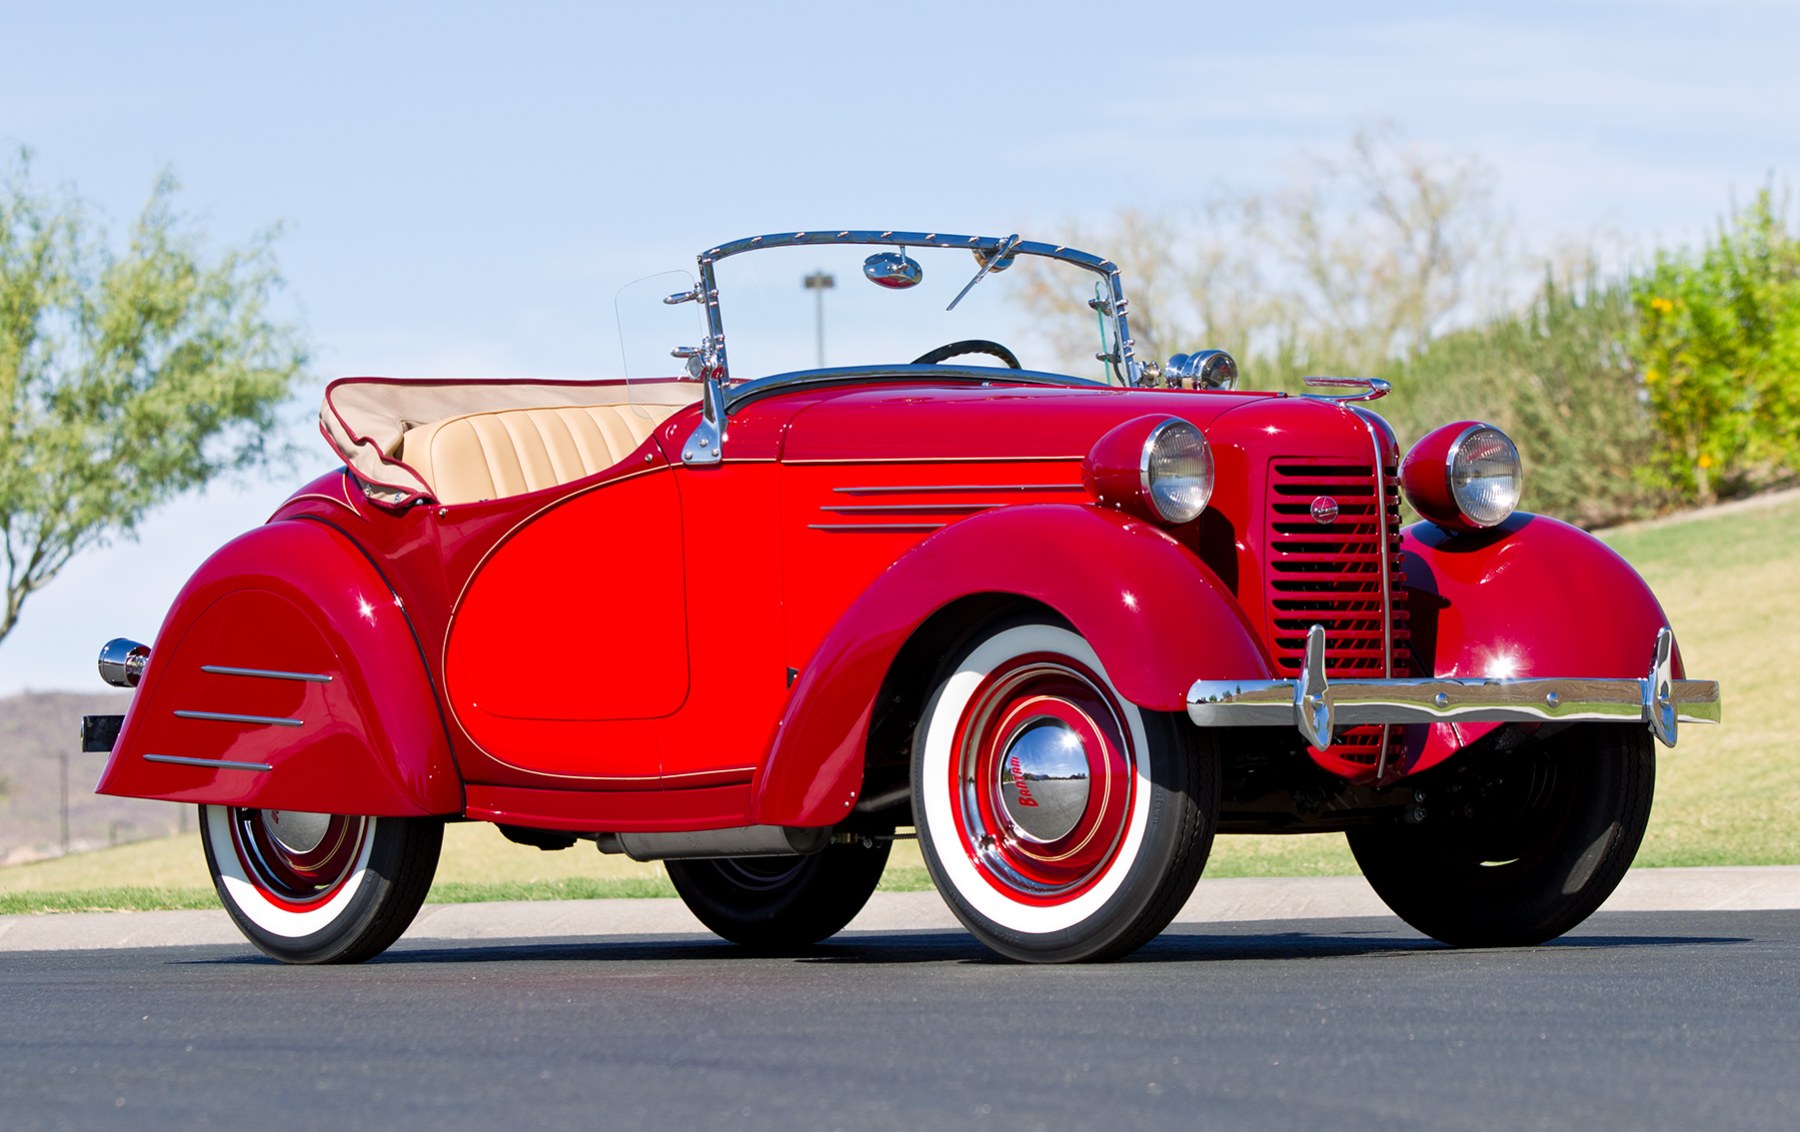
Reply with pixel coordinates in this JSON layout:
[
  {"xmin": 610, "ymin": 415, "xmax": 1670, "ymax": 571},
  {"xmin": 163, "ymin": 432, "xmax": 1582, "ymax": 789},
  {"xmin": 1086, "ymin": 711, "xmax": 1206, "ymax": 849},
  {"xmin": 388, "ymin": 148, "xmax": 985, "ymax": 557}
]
[{"xmin": 1266, "ymin": 458, "xmax": 1410, "ymax": 766}]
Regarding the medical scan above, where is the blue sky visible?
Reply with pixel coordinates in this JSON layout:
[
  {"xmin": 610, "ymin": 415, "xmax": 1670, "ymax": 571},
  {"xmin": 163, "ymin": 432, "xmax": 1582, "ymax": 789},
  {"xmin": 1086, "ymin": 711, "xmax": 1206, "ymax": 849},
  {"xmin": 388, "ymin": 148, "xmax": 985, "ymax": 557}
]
[{"xmin": 2, "ymin": 0, "xmax": 1794, "ymax": 692}]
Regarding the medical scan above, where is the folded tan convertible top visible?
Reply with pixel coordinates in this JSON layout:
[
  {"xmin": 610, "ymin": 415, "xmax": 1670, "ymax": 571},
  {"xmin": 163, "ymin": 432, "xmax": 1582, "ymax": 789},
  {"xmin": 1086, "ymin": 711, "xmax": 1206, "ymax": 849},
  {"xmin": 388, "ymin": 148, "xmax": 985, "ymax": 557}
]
[{"xmin": 319, "ymin": 376, "xmax": 700, "ymax": 503}]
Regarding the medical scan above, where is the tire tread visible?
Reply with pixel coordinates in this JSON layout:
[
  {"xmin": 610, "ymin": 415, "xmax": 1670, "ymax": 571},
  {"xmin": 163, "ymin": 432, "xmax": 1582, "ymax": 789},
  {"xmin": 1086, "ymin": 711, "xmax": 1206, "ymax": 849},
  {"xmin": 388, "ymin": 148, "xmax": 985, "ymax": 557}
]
[
  {"xmin": 203, "ymin": 808, "xmax": 443, "ymax": 965},
  {"xmin": 1349, "ymin": 727, "xmax": 1654, "ymax": 948},
  {"xmin": 666, "ymin": 839, "xmax": 892, "ymax": 950}
]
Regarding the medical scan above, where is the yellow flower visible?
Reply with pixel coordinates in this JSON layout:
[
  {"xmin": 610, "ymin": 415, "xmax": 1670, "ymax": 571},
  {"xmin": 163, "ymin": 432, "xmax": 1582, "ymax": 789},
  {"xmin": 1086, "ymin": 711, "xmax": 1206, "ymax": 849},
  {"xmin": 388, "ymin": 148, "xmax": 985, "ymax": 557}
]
[
  {"xmin": 1698, "ymin": 453, "xmax": 1715, "ymax": 469},
  {"xmin": 1649, "ymin": 296, "xmax": 1674, "ymax": 314},
  {"xmin": 1644, "ymin": 369, "xmax": 1661, "ymax": 384}
]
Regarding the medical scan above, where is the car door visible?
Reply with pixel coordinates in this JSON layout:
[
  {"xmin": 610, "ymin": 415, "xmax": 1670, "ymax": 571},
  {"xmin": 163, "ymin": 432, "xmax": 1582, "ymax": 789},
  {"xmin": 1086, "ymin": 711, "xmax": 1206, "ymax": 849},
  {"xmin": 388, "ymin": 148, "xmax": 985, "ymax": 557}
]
[{"xmin": 443, "ymin": 466, "xmax": 690, "ymax": 783}]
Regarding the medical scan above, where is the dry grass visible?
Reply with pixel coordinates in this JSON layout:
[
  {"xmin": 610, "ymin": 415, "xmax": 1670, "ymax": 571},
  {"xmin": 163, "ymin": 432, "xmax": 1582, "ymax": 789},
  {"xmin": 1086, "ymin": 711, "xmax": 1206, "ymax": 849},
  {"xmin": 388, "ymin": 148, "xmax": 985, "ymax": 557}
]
[{"xmin": 1602, "ymin": 491, "xmax": 1800, "ymax": 866}]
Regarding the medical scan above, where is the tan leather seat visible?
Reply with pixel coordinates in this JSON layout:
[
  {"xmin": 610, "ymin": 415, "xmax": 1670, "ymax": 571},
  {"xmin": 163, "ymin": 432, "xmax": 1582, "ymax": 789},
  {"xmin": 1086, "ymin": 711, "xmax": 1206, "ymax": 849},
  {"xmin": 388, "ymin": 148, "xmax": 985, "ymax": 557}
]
[{"xmin": 398, "ymin": 402, "xmax": 682, "ymax": 504}]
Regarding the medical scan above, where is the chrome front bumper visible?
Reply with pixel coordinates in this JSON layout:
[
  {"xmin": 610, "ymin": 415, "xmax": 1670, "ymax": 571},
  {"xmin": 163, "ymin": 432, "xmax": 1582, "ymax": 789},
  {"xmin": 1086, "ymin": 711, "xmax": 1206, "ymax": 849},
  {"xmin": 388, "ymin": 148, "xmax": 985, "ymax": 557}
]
[{"xmin": 1187, "ymin": 626, "xmax": 1721, "ymax": 749}]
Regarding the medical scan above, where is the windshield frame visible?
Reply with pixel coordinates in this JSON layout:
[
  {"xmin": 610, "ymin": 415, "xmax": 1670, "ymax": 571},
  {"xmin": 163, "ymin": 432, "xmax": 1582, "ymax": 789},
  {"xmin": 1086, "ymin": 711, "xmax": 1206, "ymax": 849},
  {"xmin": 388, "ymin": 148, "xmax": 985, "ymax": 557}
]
[{"xmin": 687, "ymin": 230, "xmax": 1140, "ymax": 389}]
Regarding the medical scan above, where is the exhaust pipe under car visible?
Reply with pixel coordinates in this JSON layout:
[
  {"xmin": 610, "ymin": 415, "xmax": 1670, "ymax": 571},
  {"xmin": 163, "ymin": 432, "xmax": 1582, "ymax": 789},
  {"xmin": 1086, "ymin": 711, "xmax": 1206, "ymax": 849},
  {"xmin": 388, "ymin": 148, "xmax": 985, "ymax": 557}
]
[{"xmin": 596, "ymin": 825, "xmax": 831, "ymax": 861}]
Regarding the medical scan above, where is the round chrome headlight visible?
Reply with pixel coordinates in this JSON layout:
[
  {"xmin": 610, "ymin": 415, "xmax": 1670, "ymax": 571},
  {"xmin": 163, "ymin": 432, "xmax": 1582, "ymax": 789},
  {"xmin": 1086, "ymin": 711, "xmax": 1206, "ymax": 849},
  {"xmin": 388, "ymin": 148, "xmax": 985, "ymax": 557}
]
[
  {"xmin": 1448, "ymin": 425, "xmax": 1522, "ymax": 527},
  {"xmin": 1083, "ymin": 415, "xmax": 1215, "ymax": 525},
  {"xmin": 1141, "ymin": 419, "xmax": 1214, "ymax": 524},
  {"xmin": 1401, "ymin": 421, "xmax": 1523, "ymax": 531}
]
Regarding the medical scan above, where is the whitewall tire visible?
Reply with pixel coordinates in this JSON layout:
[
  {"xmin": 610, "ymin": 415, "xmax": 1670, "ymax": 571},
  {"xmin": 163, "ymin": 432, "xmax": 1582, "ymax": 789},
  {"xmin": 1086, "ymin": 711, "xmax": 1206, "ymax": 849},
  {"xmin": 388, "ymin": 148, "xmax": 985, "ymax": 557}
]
[
  {"xmin": 200, "ymin": 805, "xmax": 442, "ymax": 964},
  {"xmin": 913, "ymin": 617, "xmax": 1217, "ymax": 962}
]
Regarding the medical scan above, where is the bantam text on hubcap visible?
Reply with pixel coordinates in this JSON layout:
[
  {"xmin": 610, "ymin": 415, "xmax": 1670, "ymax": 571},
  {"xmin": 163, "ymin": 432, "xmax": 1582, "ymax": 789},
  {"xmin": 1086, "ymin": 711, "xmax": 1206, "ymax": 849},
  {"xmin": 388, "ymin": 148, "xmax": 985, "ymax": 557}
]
[{"xmin": 999, "ymin": 718, "xmax": 1092, "ymax": 843}]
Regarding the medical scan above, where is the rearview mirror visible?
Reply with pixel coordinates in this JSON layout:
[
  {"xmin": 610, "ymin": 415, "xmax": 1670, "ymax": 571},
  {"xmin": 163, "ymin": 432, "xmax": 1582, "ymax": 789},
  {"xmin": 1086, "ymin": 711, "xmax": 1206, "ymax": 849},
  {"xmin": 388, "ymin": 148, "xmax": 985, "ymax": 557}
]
[{"xmin": 863, "ymin": 251, "xmax": 923, "ymax": 290}]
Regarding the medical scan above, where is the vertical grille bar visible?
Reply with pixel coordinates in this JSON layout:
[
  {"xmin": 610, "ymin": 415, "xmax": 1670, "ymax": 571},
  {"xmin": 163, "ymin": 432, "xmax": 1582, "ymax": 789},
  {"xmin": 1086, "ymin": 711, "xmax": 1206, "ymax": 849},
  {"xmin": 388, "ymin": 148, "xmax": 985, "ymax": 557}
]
[{"xmin": 1265, "ymin": 457, "xmax": 1408, "ymax": 768}]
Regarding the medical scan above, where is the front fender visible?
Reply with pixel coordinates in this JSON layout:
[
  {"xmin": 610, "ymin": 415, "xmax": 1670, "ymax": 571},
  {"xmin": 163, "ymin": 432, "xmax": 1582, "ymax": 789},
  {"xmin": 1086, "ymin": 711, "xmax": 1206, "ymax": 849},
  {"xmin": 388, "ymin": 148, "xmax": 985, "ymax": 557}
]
[
  {"xmin": 751, "ymin": 504, "xmax": 1269, "ymax": 827},
  {"xmin": 96, "ymin": 518, "xmax": 461, "ymax": 816},
  {"xmin": 1399, "ymin": 512, "xmax": 1679, "ymax": 774}
]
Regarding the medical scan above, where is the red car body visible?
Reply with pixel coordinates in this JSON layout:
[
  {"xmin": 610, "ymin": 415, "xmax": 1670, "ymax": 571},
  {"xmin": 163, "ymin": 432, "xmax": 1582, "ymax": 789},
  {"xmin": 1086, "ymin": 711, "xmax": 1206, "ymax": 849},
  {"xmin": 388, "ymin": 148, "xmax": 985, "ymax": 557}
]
[{"xmin": 88, "ymin": 230, "xmax": 1720, "ymax": 964}]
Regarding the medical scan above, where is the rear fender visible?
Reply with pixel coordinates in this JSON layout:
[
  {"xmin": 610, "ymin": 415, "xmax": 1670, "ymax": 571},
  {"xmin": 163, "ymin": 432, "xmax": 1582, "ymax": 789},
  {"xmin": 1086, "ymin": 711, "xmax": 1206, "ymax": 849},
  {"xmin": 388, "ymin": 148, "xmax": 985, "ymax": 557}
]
[
  {"xmin": 95, "ymin": 518, "xmax": 461, "ymax": 816},
  {"xmin": 1399, "ymin": 512, "xmax": 1680, "ymax": 775},
  {"xmin": 751, "ymin": 504, "xmax": 1269, "ymax": 827}
]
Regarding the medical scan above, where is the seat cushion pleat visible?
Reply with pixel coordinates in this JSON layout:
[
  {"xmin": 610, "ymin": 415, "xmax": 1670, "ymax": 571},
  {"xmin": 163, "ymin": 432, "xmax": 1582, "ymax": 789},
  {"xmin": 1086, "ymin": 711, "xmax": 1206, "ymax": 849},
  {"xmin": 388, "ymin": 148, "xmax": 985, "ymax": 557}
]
[
  {"xmin": 400, "ymin": 401, "xmax": 686, "ymax": 505},
  {"xmin": 425, "ymin": 418, "xmax": 499, "ymax": 503},
  {"xmin": 559, "ymin": 408, "xmax": 619, "ymax": 473},
  {"xmin": 585, "ymin": 407, "xmax": 640, "ymax": 465},
  {"xmin": 494, "ymin": 411, "xmax": 555, "ymax": 494},
  {"xmin": 531, "ymin": 409, "xmax": 587, "ymax": 489}
]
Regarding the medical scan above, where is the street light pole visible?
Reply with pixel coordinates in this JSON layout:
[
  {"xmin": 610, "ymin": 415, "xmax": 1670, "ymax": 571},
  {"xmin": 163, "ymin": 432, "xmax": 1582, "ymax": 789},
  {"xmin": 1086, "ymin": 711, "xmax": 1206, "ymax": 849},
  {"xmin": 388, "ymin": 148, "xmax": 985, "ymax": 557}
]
[{"xmin": 802, "ymin": 270, "xmax": 835, "ymax": 368}]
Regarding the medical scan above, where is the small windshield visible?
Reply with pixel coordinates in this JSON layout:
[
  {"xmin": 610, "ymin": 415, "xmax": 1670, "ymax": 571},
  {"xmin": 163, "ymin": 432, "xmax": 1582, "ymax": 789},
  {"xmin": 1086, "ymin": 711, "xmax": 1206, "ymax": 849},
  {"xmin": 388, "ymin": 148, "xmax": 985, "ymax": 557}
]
[
  {"xmin": 706, "ymin": 243, "xmax": 1119, "ymax": 385},
  {"xmin": 615, "ymin": 270, "xmax": 703, "ymax": 379},
  {"xmin": 615, "ymin": 269, "xmax": 705, "ymax": 410}
]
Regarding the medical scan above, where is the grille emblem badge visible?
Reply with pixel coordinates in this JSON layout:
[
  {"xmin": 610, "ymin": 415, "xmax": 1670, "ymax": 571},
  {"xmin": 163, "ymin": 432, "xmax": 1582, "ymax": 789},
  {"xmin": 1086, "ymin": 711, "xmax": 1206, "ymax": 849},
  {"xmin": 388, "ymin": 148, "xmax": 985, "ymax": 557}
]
[{"xmin": 1310, "ymin": 496, "xmax": 1340, "ymax": 524}]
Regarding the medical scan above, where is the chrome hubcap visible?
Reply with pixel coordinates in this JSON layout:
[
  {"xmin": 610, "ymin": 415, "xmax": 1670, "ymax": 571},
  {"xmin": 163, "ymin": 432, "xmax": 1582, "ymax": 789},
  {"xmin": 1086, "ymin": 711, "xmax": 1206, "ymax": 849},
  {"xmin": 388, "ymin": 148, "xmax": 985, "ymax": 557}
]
[
  {"xmin": 998, "ymin": 718, "xmax": 1092, "ymax": 843},
  {"xmin": 262, "ymin": 810, "xmax": 332, "ymax": 855},
  {"xmin": 953, "ymin": 651, "xmax": 1135, "ymax": 902}
]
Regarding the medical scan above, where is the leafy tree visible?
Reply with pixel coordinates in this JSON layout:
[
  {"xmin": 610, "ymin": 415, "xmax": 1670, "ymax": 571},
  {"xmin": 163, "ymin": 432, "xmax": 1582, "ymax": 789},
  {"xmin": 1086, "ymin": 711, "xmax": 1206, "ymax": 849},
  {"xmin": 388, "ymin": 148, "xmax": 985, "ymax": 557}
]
[
  {"xmin": 1633, "ymin": 189, "xmax": 1800, "ymax": 502},
  {"xmin": 0, "ymin": 152, "xmax": 307, "ymax": 643},
  {"xmin": 1014, "ymin": 126, "xmax": 1514, "ymax": 386},
  {"xmin": 1253, "ymin": 126, "xmax": 1510, "ymax": 374}
]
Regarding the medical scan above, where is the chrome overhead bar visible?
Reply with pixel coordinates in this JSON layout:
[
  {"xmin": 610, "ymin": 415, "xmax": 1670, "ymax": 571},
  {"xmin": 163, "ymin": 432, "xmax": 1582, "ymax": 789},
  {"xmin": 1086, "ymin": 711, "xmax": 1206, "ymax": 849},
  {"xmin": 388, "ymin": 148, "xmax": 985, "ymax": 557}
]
[{"xmin": 691, "ymin": 230, "xmax": 1141, "ymax": 393}]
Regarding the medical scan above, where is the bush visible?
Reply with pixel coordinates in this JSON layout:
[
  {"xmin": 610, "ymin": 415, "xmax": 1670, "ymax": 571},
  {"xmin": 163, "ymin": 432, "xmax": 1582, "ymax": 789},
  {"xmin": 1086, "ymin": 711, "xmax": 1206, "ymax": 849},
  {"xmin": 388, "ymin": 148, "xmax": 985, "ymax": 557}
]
[
  {"xmin": 1383, "ymin": 273, "xmax": 1668, "ymax": 528},
  {"xmin": 1632, "ymin": 189, "xmax": 1800, "ymax": 502},
  {"xmin": 1014, "ymin": 134, "xmax": 1794, "ymax": 525}
]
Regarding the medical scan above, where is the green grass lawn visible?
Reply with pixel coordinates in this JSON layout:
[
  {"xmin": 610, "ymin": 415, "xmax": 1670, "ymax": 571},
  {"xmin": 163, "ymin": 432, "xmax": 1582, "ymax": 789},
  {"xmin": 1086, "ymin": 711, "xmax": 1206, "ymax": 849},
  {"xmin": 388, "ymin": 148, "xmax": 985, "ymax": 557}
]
[
  {"xmin": 0, "ymin": 822, "xmax": 937, "ymax": 914},
  {"xmin": 1598, "ymin": 494, "xmax": 1800, "ymax": 866},
  {"xmin": 4, "ymin": 493, "xmax": 1793, "ymax": 913}
]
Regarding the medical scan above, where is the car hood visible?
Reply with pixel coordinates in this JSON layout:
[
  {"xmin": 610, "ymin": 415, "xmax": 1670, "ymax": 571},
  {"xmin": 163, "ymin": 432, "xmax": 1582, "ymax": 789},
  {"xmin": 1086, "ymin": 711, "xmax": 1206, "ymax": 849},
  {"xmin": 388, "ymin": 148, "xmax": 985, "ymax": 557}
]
[{"xmin": 775, "ymin": 382, "xmax": 1281, "ymax": 463}]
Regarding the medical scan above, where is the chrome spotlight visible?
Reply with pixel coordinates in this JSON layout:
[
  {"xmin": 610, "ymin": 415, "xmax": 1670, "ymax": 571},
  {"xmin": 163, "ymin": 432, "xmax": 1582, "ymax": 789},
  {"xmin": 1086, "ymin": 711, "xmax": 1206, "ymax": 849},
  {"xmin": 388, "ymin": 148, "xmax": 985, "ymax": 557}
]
[{"xmin": 1165, "ymin": 350, "xmax": 1238, "ymax": 390}]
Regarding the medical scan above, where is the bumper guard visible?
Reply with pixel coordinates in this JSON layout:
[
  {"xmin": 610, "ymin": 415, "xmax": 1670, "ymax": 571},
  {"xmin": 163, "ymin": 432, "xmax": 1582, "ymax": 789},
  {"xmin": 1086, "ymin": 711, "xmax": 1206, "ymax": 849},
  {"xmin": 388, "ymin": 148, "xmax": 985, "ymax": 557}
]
[{"xmin": 1187, "ymin": 626, "xmax": 1721, "ymax": 750}]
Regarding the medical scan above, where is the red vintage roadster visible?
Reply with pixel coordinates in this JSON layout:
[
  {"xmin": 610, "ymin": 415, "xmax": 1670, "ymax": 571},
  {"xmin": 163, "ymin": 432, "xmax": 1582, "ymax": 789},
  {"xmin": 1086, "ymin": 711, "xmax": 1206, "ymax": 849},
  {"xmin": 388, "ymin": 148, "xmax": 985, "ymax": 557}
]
[{"xmin": 86, "ymin": 230, "xmax": 1721, "ymax": 964}]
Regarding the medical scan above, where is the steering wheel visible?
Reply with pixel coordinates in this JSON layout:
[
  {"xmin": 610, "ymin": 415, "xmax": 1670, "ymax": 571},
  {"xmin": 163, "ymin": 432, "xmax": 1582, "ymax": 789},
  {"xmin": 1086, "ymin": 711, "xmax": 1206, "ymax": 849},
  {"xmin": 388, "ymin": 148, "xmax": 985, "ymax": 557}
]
[{"xmin": 911, "ymin": 339, "xmax": 1022, "ymax": 368}]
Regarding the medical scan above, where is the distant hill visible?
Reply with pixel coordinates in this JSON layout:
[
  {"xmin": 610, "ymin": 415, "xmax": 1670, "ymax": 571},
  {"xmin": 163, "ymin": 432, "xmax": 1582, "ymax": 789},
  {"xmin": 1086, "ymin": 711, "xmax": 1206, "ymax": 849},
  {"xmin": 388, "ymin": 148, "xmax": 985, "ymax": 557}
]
[{"xmin": 0, "ymin": 691, "xmax": 188, "ymax": 865}]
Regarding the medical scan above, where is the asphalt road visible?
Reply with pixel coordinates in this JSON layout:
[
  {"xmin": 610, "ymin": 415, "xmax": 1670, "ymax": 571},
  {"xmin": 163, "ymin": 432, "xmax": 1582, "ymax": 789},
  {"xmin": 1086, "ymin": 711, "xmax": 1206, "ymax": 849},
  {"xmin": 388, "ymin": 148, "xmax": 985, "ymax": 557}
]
[{"xmin": 4, "ymin": 911, "xmax": 1798, "ymax": 1131}]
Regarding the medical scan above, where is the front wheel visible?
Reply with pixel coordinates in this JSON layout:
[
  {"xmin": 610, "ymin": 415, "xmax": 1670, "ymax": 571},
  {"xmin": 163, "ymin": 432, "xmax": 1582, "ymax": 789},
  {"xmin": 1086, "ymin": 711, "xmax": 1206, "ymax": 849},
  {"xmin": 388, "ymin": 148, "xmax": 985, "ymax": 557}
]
[
  {"xmin": 913, "ymin": 616, "xmax": 1218, "ymax": 963},
  {"xmin": 200, "ymin": 805, "xmax": 443, "ymax": 964},
  {"xmin": 665, "ymin": 838, "xmax": 892, "ymax": 949},
  {"xmin": 1347, "ymin": 725, "xmax": 1655, "ymax": 948}
]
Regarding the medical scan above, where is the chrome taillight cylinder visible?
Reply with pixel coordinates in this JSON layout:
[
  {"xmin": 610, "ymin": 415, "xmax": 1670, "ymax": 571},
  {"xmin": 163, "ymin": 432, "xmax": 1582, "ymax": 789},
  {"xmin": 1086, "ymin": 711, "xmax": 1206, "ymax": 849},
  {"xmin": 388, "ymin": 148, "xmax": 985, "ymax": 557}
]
[{"xmin": 98, "ymin": 638, "xmax": 150, "ymax": 688}]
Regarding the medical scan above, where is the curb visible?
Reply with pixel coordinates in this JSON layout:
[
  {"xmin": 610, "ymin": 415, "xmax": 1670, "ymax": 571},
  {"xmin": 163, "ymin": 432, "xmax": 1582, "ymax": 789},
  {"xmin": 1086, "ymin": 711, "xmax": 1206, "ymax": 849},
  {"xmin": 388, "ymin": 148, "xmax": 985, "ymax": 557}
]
[{"xmin": 4, "ymin": 866, "xmax": 1797, "ymax": 954}]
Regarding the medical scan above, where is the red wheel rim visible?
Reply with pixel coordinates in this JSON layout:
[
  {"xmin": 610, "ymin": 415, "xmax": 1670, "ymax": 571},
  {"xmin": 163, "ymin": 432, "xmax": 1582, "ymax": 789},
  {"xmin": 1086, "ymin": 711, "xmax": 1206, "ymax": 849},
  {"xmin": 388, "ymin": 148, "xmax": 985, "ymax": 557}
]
[
  {"xmin": 948, "ymin": 652, "xmax": 1136, "ymax": 905},
  {"xmin": 228, "ymin": 809, "xmax": 369, "ymax": 909}
]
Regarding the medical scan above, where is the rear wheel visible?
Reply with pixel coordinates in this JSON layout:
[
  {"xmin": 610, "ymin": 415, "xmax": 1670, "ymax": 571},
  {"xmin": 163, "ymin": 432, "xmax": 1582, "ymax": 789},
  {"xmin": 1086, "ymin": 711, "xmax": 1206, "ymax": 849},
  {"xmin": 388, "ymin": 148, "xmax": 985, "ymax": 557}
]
[
  {"xmin": 1347, "ymin": 725, "xmax": 1654, "ymax": 947},
  {"xmin": 913, "ymin": 616, "xmax": 1217, "ymax": 963},
  {"xmin": 665, "ymin": 839, "xmax": 892, "ymax": 948},
  {"xmin": 200, "ymin": 805, "xmax": 442, "ymax": 964}
]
